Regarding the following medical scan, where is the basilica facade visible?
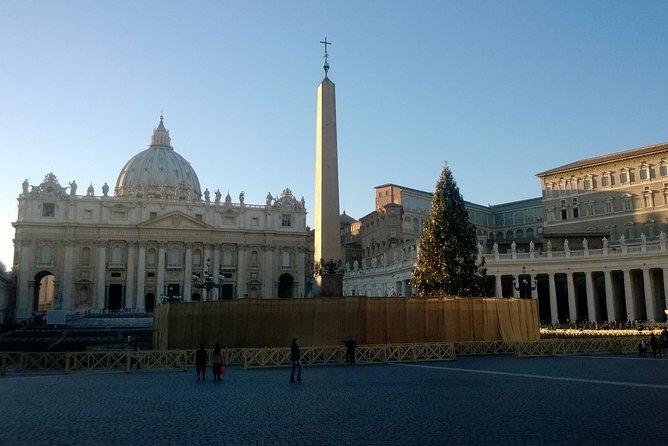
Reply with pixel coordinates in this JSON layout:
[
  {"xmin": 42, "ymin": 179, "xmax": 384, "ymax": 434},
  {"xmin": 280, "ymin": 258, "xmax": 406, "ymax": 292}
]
[
  {"xmin": 343, "ymin": 142, "xmax": 668, "ymax": 324},
  {"xmin": 12, "ymin": 117, "xmax": 310, "ymax": 322}
]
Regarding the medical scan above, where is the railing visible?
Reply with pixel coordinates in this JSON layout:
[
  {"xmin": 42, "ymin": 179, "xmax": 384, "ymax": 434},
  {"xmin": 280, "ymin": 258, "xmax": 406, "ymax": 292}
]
[{"xmin": 0, "ymin": 338, "xmax": 649, "ymax": 375}]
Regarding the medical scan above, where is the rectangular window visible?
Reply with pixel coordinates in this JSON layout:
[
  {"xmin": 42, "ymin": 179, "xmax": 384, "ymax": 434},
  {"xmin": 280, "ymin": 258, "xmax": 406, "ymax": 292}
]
[
  {"xmin": 42, "ymin": 203, "xmax": 55, "ymax": 217},
  {"xmin": 620, "ymin": 172, "xmax": 628, "ymax": 183},
  {"xmin": 605, "ymin": 201, "xmax": 613, "ymax": 213},
  {"xmin": 150, "ymin": 212, "xmax": 158, "ymax": 219},
  {"xmin": 640, "ymin": 169, "xmax": 648, "ymax": 180},
  {"xmin": 83, "ymin": 209, "xmax": 93, "ymax": 220},
  {"xmin": 282, "ymin": 214, "xmax": 292, "ymax": 227},
  {"xmin": 251, "ymin": 217, "xmax": 259, "ymax": 227},
  {"xmin": 660, "ymin": 165, "xmax": 668, "ymax": 177},
  {"xmin": 223, "ymin": 216, "xmax": 236, "ymax": 225},
  {"xmin": 602, "ymin": 176, "xmax": 610, "ymax": 187},
  {"xmin": 561, "ymin": 209, "xmax": 568, "ymax": 220},
  {"xmin": 195, "ymin": 214, "xmax": 203, "ymax": 221},
  {"xmin": 572, "ymin": 207, "xmax": 579, "ymax": 218},
  {"xmin": 111, "ymin": 210, "xmax": 126, "ymax": 221}
]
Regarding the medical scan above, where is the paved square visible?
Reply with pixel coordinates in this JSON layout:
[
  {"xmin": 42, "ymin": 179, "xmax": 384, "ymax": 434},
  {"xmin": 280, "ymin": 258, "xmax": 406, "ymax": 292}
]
[{"xmin": 2, "ymin": 354, "xmax": 666, "ymax": 445}]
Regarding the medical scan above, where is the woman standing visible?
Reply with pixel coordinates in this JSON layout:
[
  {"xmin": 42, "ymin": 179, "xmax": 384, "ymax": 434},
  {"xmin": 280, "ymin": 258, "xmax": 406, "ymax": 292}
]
[{"xmin": 212, "ymin": 343, "xmax": 224, "ymax": 382}]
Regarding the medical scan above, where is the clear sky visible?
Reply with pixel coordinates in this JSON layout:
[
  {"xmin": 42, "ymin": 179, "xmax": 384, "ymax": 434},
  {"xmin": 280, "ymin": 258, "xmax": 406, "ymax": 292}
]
[{"xmin": 2, "ymin": 1, "xmax": 668, "ymax": 270}]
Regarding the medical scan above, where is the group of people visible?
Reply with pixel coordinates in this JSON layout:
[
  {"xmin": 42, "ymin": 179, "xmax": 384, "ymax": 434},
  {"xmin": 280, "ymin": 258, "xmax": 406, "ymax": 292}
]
[
  {"xmin": 638, "ymin": 329, "xmax": 668, "ymax": 357},
  {"xmin": 195, "ymin": 343, "xmax": 225, "ymax": 381},
  {"xmin": 195, "ymin": 336, "xmax": 359, "ymax": 383}
]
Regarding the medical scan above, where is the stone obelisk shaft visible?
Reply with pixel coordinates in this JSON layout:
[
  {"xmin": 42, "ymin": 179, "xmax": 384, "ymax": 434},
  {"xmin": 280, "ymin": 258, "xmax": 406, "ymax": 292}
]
[{"xmin": 314, "ymin": 76, "xmax": 341, "ymax": 271}]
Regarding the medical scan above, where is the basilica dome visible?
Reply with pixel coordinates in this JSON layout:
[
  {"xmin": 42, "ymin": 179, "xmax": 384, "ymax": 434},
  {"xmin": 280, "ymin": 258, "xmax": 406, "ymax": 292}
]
[{"xmin": 115, "ymin": 116, "xmax": 202, "ymax": 201}]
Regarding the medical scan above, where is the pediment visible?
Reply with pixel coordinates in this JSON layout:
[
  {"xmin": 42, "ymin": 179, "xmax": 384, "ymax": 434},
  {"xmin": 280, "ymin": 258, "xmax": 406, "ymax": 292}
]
[{"xmin": 139, "ymin": 211, "xmax": 212, "ymax": 229}]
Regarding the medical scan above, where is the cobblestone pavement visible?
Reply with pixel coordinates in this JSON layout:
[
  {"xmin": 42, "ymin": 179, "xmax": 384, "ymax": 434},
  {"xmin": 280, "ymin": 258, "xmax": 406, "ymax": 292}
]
[{"xmin": 1, "ymin": 354, "xmax": 667, "ymax": 445}]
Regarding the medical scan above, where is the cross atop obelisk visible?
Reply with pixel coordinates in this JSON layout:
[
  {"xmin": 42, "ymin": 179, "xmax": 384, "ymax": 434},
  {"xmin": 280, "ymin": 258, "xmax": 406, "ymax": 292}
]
[{"xmin": 320, "ymin": 37, "xmax": 332, "ymax": 76}]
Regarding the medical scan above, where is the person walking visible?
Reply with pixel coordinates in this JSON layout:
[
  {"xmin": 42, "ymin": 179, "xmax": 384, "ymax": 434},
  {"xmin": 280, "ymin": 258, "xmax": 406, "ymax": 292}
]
[
  {"xmin": 212, "ymin": 343, "xmax": 224, "ymax": 382},
  {"xmin": 344, "ymin": 336, "xmax": 357, "ymax": 366},
  {"xmin": 195, "ymin": 344, "xmax": 207, "ymax": 381},
  {"xmin": 289, "ymin": 337, "xmax": 302, "ymax": 383},
  {"xmin": 650, "ymin": 334, "xmax": 659, "ymax": 358},
  {"xmin": 659, "ymin": 329, "xmax": 668, "ymax": 357}
]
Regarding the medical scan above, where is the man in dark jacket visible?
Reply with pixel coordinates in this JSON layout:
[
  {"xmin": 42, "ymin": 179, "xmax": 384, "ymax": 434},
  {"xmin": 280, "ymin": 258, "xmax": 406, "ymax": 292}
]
[
  {"xmin": 195, "ymin": 344, "xmax": 207, "ymax": 381},
  {"xmin": 290, "ymin": 338, "xmax": 302, "ymax": 383}
]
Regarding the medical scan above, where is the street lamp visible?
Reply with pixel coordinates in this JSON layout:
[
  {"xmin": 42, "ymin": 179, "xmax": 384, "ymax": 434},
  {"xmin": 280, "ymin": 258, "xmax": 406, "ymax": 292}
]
[
  {"xmin": 192, "ymin": 258, "xmax": 224, "ymax": 301},
  {"xmin": 513, "ymin": 266, "xmax": 536, "ymax": 299}
]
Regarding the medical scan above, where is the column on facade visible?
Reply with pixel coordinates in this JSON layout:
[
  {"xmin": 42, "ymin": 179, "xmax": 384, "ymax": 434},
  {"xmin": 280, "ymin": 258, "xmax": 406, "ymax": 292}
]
[
  {"xmin": 156, "ymin": 243, "xmax": 166, "ymax": 304},
  {"xmin": 212, "ymin": 244, "xmax": 221, "ymax": 300},
  {"xmin": 622, "ymin": 269, "xmax": 635, "ymax": 322},
  {"xmin": 603, "ymin": 270, "xmax": 616, "ymax": 322},
  {"xmin": 495, "ymin": 275, "xmax": 502, "ymax": 298},
  {"xmin": 125, "ymin": 241, "xmax": 136, "ymax": 310},
  {"xmin": 17, "ymin": 240, "xmax": 34, "ymax": 318},
  {"xmin": 548, "ymin": 273, "xmax": 558, "ymax": 324},
  {"xmin": 295, "ymin": 247, "xmax": 305, "ymax": 298},
  {"xmin": 61, "ymin": 239, "xmax": 74, "ymax": 310},
  {"xmin": 264, "ymin": 244, "xmax": 274, "ymax": 298},
  {"xmin": 203, "ymin": 244, "xmax": 213, "ymax": 301},
  {"xmin": 136, "ymin": 241, "xmax": 146, "ymax": 311},
  {"xmin": 183, "ymin": 243, "xmax": 193, "ymax": 302},
  {"xmin": 566, "ymin": 272, "xmax": 577, "ymax": 323},
  {"xmin": 584, "ymin": 271, "xmax": 597, "ymax": 322},
  {"xmin": 95, "ymin": 241, "xmax": 107, "ymax": 310},
  {"xmin": 642, "ymin": 268, "xmax": 656, "ymax": 322},
  {"xmin": 237, "ymin": 244, "xmax": 248, "ymax": 298}
]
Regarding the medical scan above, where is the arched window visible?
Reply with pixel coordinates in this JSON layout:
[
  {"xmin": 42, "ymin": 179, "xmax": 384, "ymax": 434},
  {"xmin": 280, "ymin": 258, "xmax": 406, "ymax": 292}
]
[
  {"xmin": 525, "ymin": 228, "xmax": 534, "ymax": 239},
  {"xmin": 506, "ymin": 231, "xmax": 513, "ymax": 240},
  {"xmin": 515, "ymin": 229, "xmax": 524, "ymax": 239},
  {"xmin": 496, "ymin": 232, "xmax": 504, "ymax": 240}
]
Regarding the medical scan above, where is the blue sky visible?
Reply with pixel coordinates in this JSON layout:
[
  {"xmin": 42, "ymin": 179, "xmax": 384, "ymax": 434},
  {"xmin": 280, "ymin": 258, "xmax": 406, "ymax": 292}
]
[{"xmin": 2, "ymin": 1, "xmax": 668, "ymax": 269}]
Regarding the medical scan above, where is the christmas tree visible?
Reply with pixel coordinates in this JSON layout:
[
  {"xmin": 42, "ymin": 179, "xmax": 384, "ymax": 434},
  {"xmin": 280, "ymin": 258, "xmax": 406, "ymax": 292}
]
[{"xmin": 412, "ymin": 163, "xmax": 484, "ymax": 296}]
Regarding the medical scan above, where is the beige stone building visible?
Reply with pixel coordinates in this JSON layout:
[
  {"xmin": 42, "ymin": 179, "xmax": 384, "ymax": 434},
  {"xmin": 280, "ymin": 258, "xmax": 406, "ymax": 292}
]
[
  {"xmin": 344, "ymin": 142, "xmax": 668, "ymax": 324},
  {"xmin": 11, "ymin": 117, "xmax": 310, "ymax": 323}
]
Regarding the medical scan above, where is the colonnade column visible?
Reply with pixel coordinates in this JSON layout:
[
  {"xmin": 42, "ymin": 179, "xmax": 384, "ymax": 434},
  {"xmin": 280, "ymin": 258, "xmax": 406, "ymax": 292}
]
[
  {"xmin": 642, "ymin": 268, "xmax": 656, "ymax": 322},
  {"xmin": 566, "ymin": 273, "xmax": 576, "ymax": 323},
  {"xmin": 495, "ymin": 275, "xmax": 502, "ymax": 298},
  {"xmin": 622, "ymin": 269, "xmax": 635, "ymax": 321},
  {"xmin": 183, "ymin": 243, "xmax": 193, "ymax": 302},
  {"xmin": 156, "ymin": 243, "xmax": 166, "ymax": 304},
  {"xmin": 585, "ymin": 271, "xmax": 597, "ymax": 323},
  {"xmin": 136, "ymin": 241, "xmax": 146, "ymax": 311},
  {"xmin": 61, "ymin": 239, "xmax": 74, "ymax": 309},
  {"xmin": 95, "ymin": 241, "xmax": 107, "ymax": 310},
  {"xmin": 548, "ymin": 273, "xmax": 558, "ymax": 324},
  {"xmin": 603, "ymin": 270, "xmax": 616, "ymax": 322}
]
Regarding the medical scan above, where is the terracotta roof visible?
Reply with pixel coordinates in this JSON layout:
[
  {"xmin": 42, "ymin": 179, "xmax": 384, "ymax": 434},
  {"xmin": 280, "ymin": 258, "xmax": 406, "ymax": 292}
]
[{"xmin": 536, "ymin": 141, "xmax": 668, "ymax": 177}]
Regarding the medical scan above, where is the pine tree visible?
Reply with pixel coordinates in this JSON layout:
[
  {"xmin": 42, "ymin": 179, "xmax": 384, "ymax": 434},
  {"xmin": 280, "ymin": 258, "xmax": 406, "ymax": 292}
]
[{"xmin": 412, "ymin": 163, "xmax": 484, "ymax": 297}]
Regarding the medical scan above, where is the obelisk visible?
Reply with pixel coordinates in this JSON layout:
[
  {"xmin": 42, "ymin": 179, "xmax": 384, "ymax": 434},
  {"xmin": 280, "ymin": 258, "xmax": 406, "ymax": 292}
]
[{"xmin": 314, "ymin": 37, "xmax": 342, "ymax": 297}]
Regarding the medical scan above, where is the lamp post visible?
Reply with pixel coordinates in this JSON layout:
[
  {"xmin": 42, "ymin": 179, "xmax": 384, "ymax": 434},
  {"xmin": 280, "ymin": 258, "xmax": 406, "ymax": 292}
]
[
  {"xmin": 192, "ymin": 258, "xmax": 224, "ymax": 301},
  {"xmin": 513, "ymin": 266, "xmax": 536, "ymax": 299}
]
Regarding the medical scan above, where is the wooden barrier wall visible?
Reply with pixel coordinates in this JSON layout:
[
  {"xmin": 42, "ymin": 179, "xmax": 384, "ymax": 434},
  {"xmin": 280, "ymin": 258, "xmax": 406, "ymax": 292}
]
[{"xmin": 153, "ymin": 296, "xmax": 539, "ymax": 350}]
